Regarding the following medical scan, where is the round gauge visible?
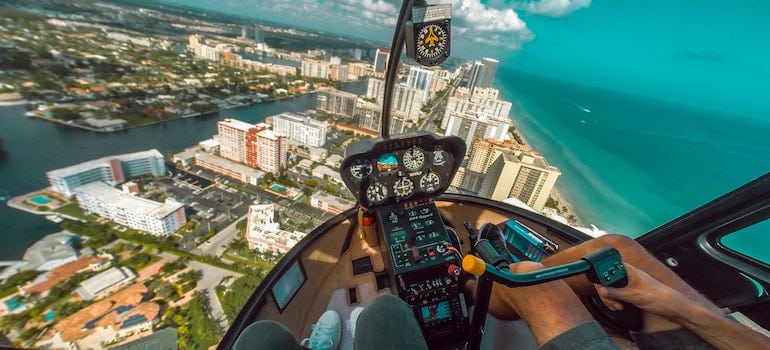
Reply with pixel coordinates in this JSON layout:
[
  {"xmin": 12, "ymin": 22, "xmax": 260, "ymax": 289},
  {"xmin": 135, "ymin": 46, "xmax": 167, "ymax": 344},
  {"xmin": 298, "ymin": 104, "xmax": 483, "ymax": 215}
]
[
  {"xmin": 366, "ymin": 182, "xmax": 388, "ymax": 204},
  {"xmin": 349, "ymin": 159, "xmax": 372, "ymax": 180},
  {"xmin": 432, "ymin": 149, "xmax": 448, "ymax": 166},
  {"xmin": 393, "ymin": 177, "xmax": 415, "ymax": 199},
  {"xmin": 416, "ymin": 23, "xmax": 448, "ymax": 59},
  {"xmin": 402, "ymin": 147, "xmax": 425, "ymax": 172},
  {"xmin": 419, "ymin": 172, "xmax": 441, "ymax": 193}
]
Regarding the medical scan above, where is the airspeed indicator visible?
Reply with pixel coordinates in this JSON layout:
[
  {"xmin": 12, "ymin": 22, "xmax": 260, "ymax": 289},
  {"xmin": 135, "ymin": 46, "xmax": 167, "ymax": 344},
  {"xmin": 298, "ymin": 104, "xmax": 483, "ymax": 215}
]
[
  {"xmin": 402, "ymin": 147, "xmax": 425, "ymax": 172},
  {"xmin": 420, "ymin": 172, "xmax": 441, "ymax": 193}
]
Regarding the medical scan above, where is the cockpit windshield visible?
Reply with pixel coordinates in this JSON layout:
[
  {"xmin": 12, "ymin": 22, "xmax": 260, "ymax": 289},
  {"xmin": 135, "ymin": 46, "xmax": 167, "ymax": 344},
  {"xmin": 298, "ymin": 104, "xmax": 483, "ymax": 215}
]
[{"xmin": 0, "ymin": 1, "xmax": 767, "ymax": 348}]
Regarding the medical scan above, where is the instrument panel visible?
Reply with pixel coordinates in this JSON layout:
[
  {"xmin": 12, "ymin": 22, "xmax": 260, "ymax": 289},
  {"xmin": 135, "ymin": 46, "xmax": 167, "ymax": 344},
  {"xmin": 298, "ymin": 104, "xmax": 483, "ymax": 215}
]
[{"xmin": 340, "ymin": 132, "xmax": 466, "ymax": 208}]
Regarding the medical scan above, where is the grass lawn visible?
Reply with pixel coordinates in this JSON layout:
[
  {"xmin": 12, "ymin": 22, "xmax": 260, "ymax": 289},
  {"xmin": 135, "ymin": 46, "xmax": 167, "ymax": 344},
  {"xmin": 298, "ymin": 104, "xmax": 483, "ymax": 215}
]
[{"xmin": 55, "ymin": 203, "xmax": 87, "ymax": 220}]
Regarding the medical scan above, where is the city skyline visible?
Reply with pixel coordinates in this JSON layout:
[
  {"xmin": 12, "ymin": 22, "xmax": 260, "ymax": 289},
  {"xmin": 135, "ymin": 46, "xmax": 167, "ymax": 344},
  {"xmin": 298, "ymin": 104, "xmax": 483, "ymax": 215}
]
[{"xmin": 153, "ymin": 0, "xmax": 769, "ymax": 119}]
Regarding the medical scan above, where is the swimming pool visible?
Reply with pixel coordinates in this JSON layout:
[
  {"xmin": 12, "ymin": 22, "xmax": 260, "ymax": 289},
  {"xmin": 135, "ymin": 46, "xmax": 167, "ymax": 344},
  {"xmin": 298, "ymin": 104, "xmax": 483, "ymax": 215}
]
[
  {"xmin": 3, "ymin": 296, "xmax": 25, "ymax": 312},
  {"xmin": 270, "ymin": 184, "xmax": 287, "ymax": 193},
  {"xmin": 30, "ymin": 195, "xmax": 53, "ymax": 205}
]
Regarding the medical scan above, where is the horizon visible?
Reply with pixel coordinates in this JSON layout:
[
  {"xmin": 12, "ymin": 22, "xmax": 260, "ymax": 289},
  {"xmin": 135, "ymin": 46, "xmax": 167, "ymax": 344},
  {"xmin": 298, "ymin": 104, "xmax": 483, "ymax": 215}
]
[{"xmin": 151, "ymin": 0, "xmax": 770, "ymax": 121}]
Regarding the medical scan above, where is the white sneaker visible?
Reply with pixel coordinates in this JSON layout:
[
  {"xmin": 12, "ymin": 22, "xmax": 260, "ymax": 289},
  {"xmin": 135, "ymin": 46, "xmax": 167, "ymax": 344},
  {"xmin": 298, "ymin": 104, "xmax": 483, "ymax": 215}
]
[
  {"xmin": 300, "ymin": 310, "xmax": 341, "ymax": 350},
  {"xmin": 347, "ymin": 306, "xmax": 365, "ymax": 341}
]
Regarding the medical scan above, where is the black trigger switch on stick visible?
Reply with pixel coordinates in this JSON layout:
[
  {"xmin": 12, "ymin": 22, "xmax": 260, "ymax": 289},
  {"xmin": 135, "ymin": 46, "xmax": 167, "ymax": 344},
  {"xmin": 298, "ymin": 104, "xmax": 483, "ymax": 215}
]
[{"xmin": 582, "ymin": 247, "xmax": 628, "ymax": 287}]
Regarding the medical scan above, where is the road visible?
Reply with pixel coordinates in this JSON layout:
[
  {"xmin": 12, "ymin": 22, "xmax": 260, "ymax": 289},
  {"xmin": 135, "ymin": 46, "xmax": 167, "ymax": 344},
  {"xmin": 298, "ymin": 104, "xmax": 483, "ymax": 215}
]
[
  {"xmin": 189, "ymin": 260, "xmax": 242, "ymax": 332},
  {"xmin": 197, "ymin": 213, "xmax": 247, "ymax": 257}
]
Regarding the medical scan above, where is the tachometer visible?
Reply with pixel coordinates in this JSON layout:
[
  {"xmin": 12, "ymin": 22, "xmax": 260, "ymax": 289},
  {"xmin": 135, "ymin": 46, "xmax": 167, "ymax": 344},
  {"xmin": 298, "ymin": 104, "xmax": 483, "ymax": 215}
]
[
  {"xmin": 402, "ymin": 147, "xmax": 425, "ymax": 172},
  {"xmin": 393, "ymin": 177, "xmax": 415, "ymax": 199},
  {"xmin": 419, "ymin": 172, "xmax": 441, "ymax": 193},
  {"xmin": 349, "ymin": 159, "xmax": 372, "ymax": 180},
  {"xmin": 366, "ymin": 182, "xmax": 388, "ymax": 204}
]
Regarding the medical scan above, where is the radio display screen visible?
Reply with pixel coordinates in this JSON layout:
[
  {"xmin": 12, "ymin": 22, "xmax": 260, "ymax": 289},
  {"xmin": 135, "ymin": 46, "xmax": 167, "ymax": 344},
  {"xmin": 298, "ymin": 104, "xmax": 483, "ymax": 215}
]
[{"xmin": 420, "ymin": 300, "xmax": 452, "ymax": 322}]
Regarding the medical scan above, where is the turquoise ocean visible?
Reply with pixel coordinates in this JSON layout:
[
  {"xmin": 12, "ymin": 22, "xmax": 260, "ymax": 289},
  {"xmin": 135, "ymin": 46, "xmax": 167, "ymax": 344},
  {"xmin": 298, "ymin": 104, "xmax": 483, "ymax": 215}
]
[{"xmin": 495, "ymin": 68, "xmax": 770, "ymax": 262}]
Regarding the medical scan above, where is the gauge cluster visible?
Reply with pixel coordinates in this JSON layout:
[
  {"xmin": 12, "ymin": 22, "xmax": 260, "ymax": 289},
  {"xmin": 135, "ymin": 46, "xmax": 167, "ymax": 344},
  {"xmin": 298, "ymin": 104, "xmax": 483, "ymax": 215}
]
[{"xmin": 340, "ymin": 131, "xmax": 466, "ymax": 208}]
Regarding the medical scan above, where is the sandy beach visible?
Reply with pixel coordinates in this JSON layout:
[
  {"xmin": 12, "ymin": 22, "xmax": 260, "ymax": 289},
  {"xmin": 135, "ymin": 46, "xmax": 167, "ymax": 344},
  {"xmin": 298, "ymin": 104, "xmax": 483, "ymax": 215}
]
[{"xmin": 509, "ymin": 128, "xmax": 584, "ymax": 227}]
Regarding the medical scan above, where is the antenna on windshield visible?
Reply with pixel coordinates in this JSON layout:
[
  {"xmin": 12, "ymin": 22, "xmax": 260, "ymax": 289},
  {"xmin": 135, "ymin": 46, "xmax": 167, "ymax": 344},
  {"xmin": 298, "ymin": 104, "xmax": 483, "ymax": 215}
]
[{"xmin": 381, "ymin": 0, "xmax": 451, "ymax": 138}]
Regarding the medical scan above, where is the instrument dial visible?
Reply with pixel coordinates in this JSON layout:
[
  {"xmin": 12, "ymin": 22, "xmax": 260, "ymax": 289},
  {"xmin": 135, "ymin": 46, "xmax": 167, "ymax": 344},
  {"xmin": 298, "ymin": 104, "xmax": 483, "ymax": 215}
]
[
  {"xmin": 419, "ymin": 172, "xmax": 441, "ymax": 193},
  {"xmin": 393, "ymin": 177, "xmax": 415, "ymax": 199},
  {"xmin": 432, "ymin": 149, "xmax": 447, "ymax": 166},
  {"xmin": 366, "ymin": 182, "xmax": 388, "ymax": 204},
  {"xmin": 349, "ymin": 159, "xmax": 372, "ymax": 180},
  {"xmin": 402, "ymin": 147, "xmax": 425, "ymax": 172}
]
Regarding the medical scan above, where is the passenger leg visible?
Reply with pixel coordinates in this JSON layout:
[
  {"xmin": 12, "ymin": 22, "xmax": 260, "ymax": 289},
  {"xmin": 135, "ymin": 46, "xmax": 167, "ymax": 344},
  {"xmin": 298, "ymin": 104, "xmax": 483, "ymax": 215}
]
[
  {"xmin": 233, "ymin": 320, "xmax": 304, "ymax": 350},
  {"xmin": 353, "ymin": 294, "xmax": 428, "ymax": 350},
  {"xmin": 471, "ymin": 261, "xmax": 619, "ymax": 349}
]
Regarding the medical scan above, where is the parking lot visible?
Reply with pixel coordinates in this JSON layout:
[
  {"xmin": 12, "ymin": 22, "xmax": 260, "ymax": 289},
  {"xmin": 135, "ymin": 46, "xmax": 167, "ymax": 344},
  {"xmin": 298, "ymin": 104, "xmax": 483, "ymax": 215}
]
[{"xmin": 147, "ymin": 176, "xmax": 256, "ymax": 250}]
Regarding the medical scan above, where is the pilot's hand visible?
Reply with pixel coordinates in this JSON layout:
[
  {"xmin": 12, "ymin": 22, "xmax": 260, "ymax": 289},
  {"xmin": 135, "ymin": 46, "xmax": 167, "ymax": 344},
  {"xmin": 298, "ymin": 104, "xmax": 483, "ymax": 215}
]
[{"xmin": 594, "ymin": 263, "xmax": 692, "ymax": 320}]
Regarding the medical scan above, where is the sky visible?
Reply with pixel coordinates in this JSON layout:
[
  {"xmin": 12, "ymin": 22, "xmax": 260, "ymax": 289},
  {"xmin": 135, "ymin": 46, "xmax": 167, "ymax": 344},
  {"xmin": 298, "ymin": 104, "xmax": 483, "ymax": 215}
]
[{"xmin": 156, "ymin": 0, "xmax": 770, "ymax": 119}]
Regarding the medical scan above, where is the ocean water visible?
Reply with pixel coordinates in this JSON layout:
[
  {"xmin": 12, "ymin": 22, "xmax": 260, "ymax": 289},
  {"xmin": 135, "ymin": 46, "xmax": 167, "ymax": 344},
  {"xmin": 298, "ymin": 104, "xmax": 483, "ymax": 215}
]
[{"xmin": 495, "ymin": 68, "xmax": 769, "ymax": 260}]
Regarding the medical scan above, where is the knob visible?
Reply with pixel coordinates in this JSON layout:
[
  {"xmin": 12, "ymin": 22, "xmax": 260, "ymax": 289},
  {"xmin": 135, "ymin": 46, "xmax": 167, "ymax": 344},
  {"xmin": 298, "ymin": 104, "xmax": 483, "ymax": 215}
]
[{"xmin": 447, "ymin": 264, "xmax": 462, "ymax": 277}]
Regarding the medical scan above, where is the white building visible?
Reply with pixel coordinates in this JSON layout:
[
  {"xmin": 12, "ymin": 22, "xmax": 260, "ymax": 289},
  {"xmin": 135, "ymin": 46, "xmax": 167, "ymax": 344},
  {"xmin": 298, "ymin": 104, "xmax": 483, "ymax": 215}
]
[
  {"xmin": 310, "ymin": 192, "xmax": 354, "ymax": 215},
  {"xmin": 22, "ymin": 231, "xmax": 79, "ymax": 271},
  {"xmin": 442, "ymin": 93, "xmax": 512, "ymax": 129},
  {"xmin": 75, "ymin": 182, "xmax": 186, "ymax": 236},
  {"xmin": 47, "ymin": 149, "xmax": 166, "ymax": 197},
  {"xmin": 76, "ymin": 266, "xmax": 137, "ymax": 301},
  {"xmin": 406, "ymin": 66, "xmax": 435, "ymax": 100},
  {"xmin": 245, "ymin": 204, "xmax": 304, "ymax": 253},
  {"xmin": 257, "ymin": 129, "xmax": 287, "ymax": 174},
  {"xmin": 301, "ymin": 59, "xmax": 330, "ymax": 79},
  {"xmin": 478, "ymin": 151, "xmax": 561, "ymax": 211},
  {"xmin": 444, "ymin": 111, "xmax": 511, "ymax": 148},
  {"xmin": 366, "ymin": 78, "xmax": 425, "ymax": 121},
  {"xmin": 311, "ymin": 165, "xmax": 343, "ymax": 185},
  {"xmin": 216, "ymin": 118, "xmax": 262, "ymax": 165},
  {"xmin": 272, "ymin": 112, "xmax": 329, "ymax": 147}
]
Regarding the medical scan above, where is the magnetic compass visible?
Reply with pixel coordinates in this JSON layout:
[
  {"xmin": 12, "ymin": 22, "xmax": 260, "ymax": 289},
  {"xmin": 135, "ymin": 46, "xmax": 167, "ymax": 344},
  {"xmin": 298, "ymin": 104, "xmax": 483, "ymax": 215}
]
[{"xmin": 416, "ymin": 23, "xmax": 448, "ymax": 60}]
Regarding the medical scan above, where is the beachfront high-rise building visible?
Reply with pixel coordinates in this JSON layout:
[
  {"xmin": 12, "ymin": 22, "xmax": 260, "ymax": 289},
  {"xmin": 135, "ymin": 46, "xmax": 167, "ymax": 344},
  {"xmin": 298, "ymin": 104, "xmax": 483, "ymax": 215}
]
[
  {"xmin": 374, "ymin": 49, "xmax": 390, "ymax": 74},
  {"xmin": 366, "ymin": 78, "xmax": 425, "ymax": 121},
  {"xmin": 47, "ymin": 150, "xmax": 166, "ymax": 197},
  {"xmin": 216, "ymin": 118, "xmax": 268, "ymax": 167},
  {"xmin": 454, "ymin": 136, "xmax": 529, "ymax": 193},
  {"xmin": 480, "ymin": 58, "xmax": 499, "ymax": 88},
  {"xmin": 253, "ymin": 26, "xmax": 265, "ymax": 43},
  {"xmin": 442, "ymin": 93, "xmax": 512, "ymax": 129},
  {"xmin": 355, "ymin": 100, "xmax": 407, "ymax": 135},
  {"xmin": 406, "ymin": 66, "xmax": 435, "ymax": 100},
  {"xmin": 75, "ymin": 182, "xmax": 186, "ymax": 236},
  {"xmin": 272, "ymin": 112, "xmax": 329, "ymax": 148},
  {"xmin": 444, "ymin": 111, "xmax": 511, "ymax": 148},
  {"xmin": 256, "ymin": 129, "xmax": 287, "ymax": 174},
  {"xmin": 478, "ymin": 150, "xmax": 561, "ymax": 211},
  {"xmin": 467, "ymin": 61, "xmax": 486, "ymax": 94},
  {"xmin": 316, "ymin": 88, "xmax": 358, "ymax": 117}
]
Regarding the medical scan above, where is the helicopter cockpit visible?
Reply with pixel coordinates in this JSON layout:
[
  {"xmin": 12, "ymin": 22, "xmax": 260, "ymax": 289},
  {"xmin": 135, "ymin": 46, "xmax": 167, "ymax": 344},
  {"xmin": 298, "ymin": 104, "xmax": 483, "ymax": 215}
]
[
  {"xmin": 340, "ymin": 132, "xmax": 470, "ymax": 347},
  {"xmin": 218, "ymin": 1, "xmax": 770, "ymax": 349}
]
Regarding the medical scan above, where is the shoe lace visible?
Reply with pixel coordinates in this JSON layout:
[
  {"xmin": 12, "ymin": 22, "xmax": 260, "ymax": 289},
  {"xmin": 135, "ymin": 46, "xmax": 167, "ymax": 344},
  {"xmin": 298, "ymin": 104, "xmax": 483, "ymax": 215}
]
[{"xmin": 300, "ymin": 323, "xmax": 335, "ymax": 350}]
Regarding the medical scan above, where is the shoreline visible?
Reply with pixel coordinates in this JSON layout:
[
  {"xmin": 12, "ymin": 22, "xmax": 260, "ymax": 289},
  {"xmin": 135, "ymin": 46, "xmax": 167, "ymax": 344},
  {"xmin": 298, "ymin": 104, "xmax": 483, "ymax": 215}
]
[
  {"xmin": 508, "ymin": 109, "xmax": 585, "ymax": 228},
  {"xmin": 24, "ymin": 89, "xmax": 324, "ymax": 133}
]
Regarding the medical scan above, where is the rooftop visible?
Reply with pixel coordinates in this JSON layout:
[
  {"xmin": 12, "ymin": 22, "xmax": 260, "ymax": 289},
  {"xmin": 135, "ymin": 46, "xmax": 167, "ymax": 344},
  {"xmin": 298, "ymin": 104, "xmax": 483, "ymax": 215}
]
[
  {"xmin": 258, "ymin": 129, "xmax": 284, "ymax": 141},
  {"xmin": 22, "ymin": 231, "xmax": 79, "ymax": 271},
  {"xmin": 77, "ymin": 266, "xmax": 136, "ymax": 301},
  {"xmin": 274, "ymin": 112, "xmax": 328, "ymax": 127},
  {"xmin": 47, "ymin": 149, "xmax": 162, "ymax": 178},
  {"xmin": 76, "ymin": 182, "xmax": 184, "ymax": 219},
  {"xmin": 24, "ymin": 256, "xmax": 105, "ymax": 295},
  {"xmin": 219, "ymin": 118, "xmax": 256, "ymax": 132},
  {"xmin": 195, "ymin": 151, "xmax": 266, "ymax": 179}
]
